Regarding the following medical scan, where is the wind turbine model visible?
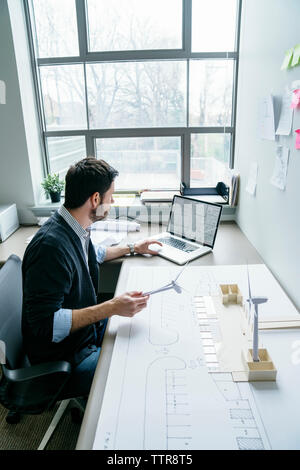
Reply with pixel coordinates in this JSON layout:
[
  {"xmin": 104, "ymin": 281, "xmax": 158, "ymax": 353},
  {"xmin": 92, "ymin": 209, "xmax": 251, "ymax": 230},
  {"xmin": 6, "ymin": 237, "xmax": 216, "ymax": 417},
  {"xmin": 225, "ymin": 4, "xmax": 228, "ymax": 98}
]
[
  {"xmin": 143, "ymin": 262, "xmax": 189, "ymax": 296},
  {"xmin": 247, "ymin": 265, "xmax": 268, "ymax": 362}
]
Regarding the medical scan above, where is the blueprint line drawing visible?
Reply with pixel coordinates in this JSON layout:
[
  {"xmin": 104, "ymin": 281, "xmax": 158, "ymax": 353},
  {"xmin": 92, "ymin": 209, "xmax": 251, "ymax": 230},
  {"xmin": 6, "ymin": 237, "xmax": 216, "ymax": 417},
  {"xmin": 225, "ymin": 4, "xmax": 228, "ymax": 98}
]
[
  {"xmin": 93, "ymin": 266, "xmax": 300, "ymax": 450},
  {"xmin": 143, "ymin": 356, "xmax": 190, "ymax": 449},
  {"xmin": 210, "ymin": 374, "xmax": 271, "ymax": 450},
  {"xmin": 148, "ymin": 293, "xmax": 180, "ymax": 346}
]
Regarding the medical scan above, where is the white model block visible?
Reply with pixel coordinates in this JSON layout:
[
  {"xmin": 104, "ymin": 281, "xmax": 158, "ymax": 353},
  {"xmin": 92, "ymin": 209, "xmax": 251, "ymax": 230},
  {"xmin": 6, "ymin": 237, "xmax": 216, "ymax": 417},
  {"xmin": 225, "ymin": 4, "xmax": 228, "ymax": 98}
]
[{"xmin": 220, "ymin": 284, "xmax": 243, "ymax": 305}]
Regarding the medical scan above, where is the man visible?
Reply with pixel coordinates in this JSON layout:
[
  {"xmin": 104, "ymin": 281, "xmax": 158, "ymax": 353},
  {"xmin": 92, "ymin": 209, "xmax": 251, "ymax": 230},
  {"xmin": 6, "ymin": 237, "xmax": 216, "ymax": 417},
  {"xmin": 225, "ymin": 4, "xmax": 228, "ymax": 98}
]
[{"xmin": 22, "ymin": 157, "xmax": 162, "ymax": 398}]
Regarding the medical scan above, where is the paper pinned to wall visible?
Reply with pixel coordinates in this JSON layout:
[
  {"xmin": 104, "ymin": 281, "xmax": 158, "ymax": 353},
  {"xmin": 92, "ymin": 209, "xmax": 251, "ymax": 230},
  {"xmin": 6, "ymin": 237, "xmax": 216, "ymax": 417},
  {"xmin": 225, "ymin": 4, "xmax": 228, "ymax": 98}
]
[
  {"xmin": 276, "ymin": 90, "xmax": 294, "ymax": 135},
  {"xmin": 0, "ymin": 80, "xmax": 6, "ymax": 104},
  {"xmin": 270, "ymin": 146, "xmax": 289, "ymax": 191},
  {"xmin": 291, "ymin": 44, "xmax": 300, "ymax": 67},
  {"xmin": 295, "ymin": 130, "xmax": 300, "ymax": 150},
  {"xmin": 260, "ymin": 95, "xmax": 275, "ymax": 140},
  {"xmin": 246, "ymin": 162, "xmax": 258, "ymax": 196},
  {"xmin": 281, "ymin": 48, "xmax": 294, "ymax": 70}
]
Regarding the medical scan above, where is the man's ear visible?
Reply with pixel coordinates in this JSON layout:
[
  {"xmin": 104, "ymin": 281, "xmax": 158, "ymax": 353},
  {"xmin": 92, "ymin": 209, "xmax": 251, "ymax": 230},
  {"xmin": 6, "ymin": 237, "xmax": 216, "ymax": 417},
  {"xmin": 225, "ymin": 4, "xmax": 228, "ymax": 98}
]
[{"xmin": 90, "ymin": 192, "xmax": 101, "ymax": 208}]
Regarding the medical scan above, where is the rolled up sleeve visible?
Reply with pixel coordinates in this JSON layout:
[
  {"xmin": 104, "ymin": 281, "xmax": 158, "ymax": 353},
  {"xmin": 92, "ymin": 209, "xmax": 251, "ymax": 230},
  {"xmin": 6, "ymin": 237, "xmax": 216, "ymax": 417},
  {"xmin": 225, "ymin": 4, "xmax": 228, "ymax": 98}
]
[
  {"xmin": 95, "ymin": 245, "xmax": 107, "ymax": 264},
  {"xmin": 52, "ymin": 308, "xmax": 72, "ymax": 343}
]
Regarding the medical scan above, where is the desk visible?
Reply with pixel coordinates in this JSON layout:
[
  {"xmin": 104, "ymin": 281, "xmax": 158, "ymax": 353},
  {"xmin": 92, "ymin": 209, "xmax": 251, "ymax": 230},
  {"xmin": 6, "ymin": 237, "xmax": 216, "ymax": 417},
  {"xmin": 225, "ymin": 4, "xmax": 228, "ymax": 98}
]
[
  {"xmin": 76, "ymin": 221, "xmax": 264, "ymax": 450},
  {"xmin": 0, "ymin": 226, "xmax": 39, "ymax": 264}
]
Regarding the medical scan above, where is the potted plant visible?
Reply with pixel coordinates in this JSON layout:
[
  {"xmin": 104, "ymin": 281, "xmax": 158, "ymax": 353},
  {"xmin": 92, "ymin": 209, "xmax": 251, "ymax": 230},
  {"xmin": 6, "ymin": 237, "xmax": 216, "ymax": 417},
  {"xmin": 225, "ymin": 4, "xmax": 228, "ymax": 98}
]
[{"xmin": 41, "ymin": 173, "xmax": 64, "ymax": 203}]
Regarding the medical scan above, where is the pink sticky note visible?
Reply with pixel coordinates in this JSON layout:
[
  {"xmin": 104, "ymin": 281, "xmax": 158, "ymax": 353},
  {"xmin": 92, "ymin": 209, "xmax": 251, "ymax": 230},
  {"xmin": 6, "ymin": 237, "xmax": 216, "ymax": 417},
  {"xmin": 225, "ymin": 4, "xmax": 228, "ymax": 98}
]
[
  {"xmin": 295, "ymin": 129, "xmax": 300, "ymax": 149},
  {"xmin": 291, "ymin": 89, "xmax": 300, "ymax": 109}
]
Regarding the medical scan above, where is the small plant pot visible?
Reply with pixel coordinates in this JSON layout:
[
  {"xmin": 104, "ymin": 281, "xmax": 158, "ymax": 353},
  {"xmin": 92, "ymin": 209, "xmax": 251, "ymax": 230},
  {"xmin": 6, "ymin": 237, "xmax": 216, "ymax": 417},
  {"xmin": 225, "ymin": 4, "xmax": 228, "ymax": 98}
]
[{"xmin": 49, "ymin": 191, "xmax": 61, "ymax": 203}]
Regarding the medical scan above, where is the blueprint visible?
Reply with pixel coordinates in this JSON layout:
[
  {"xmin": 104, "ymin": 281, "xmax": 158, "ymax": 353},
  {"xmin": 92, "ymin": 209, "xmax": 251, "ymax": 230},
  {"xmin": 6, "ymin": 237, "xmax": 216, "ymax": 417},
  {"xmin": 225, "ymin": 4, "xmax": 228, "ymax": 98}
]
[{"xmin": 93, "ymin": 265, "xmax": 300, "ymax": 450}]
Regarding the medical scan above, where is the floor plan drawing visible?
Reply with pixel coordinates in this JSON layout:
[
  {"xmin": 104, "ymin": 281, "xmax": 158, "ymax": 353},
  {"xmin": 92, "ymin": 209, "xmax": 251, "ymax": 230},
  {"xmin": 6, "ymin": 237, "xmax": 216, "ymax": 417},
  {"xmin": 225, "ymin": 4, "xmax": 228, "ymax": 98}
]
[{"xmin": 93, "ymin": 265, "xmax": 300, "ymax": 450}]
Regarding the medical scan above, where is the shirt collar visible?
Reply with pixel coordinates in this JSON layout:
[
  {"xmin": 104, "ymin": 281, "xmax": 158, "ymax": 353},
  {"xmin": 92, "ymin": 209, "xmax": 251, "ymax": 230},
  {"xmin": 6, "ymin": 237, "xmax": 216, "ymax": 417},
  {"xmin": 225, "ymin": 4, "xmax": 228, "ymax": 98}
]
[{"xmin": 58, "ymin": 205, "xmax": 90, "ymax": 241}]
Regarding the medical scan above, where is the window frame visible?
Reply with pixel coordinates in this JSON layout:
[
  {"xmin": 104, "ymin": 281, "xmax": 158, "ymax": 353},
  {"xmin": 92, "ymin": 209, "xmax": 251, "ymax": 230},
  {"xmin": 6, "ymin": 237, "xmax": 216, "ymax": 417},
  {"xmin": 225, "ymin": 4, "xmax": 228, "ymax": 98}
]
[{"xmin": 24, "ymin": 0, "xmax": 242, "ymax": 193}]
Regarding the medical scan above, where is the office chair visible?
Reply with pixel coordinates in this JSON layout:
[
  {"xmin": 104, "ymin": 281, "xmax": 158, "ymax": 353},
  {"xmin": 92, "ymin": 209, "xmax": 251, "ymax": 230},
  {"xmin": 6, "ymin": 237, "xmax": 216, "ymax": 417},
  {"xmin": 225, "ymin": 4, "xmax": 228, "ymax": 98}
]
[{"xmin": 0, "ymin": 254, "xmax": 84, "ymax": 450}]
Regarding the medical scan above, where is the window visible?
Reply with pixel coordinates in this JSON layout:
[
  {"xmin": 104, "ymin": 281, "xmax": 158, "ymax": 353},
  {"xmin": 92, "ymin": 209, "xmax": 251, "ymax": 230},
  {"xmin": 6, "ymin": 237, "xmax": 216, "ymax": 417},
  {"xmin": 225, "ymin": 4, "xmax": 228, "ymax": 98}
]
[
  {"xmin": 26, "ymin": 0, "xmax": 241, "ymax": 192},
  {"xmin": 46, "ymin": 136, "xmax": 86, "ymax": 180},
  {"xmin": 86, "ymin": 0, "xmax": 182, "ymax": 52},
  {"xmin": 40, "ymin": 65, "xmax": 87, "ymax": 130},
  {"xmin": 96, "ymin": 136, "xmax": 181, "ymax": 190},
  {"xmin": 87, "ymin": 61, "xmax": 187, "ymax": 129},
  {"xmin": 190, "ymin": 133, "xmax": 231, "ymax": 187}
]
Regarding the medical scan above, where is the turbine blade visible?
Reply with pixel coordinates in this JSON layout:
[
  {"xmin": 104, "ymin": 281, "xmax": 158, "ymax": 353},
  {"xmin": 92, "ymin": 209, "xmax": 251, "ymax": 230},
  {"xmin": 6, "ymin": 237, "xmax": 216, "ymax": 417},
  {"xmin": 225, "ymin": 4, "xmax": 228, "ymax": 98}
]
[
  {"xmin": 174, "ymin": 261, "xmax": 189, "ymax": 283},
  {"xmin": 143, "ymin": 283, "xmax": 172, "ymax": 296},
  {"xmin": 173, "ymin": 283, "xmax": 182, "ymax": 294},
  {"xmin": 177, "ymin": 284, "xmax": 192, "ymax": 295}
]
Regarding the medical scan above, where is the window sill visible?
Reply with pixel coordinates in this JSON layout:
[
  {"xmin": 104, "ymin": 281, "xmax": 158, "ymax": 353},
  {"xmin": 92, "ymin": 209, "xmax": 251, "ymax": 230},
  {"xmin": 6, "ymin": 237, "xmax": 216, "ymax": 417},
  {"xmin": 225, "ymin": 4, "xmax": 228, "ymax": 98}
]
[{"xmin": 30, "ymin": 196, "xmax": 236, "ymax": 222}]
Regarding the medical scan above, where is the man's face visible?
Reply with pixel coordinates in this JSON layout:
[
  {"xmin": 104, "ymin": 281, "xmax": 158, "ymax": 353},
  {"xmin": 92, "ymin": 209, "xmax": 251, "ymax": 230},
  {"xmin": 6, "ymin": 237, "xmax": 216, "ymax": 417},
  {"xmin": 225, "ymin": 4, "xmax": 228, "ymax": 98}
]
[{"xmin": 89, "ymin": 182, "xmax": 115, "ymax": 223}]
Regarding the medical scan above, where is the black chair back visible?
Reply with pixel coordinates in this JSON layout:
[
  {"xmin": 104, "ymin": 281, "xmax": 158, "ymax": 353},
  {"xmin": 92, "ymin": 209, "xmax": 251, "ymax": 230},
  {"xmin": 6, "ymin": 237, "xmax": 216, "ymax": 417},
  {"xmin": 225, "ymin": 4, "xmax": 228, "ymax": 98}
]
[{"xmin": 0, "ymin": 255, "xmax": 23, "ymax": 370}]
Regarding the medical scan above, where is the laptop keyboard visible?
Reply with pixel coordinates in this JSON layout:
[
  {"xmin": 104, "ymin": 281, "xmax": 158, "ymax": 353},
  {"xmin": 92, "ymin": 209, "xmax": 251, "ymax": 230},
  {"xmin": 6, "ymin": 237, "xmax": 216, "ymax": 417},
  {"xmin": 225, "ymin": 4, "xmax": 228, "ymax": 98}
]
[{"xmin": 158, "ymin": 236, "xmax": 199, "ymax": 253}]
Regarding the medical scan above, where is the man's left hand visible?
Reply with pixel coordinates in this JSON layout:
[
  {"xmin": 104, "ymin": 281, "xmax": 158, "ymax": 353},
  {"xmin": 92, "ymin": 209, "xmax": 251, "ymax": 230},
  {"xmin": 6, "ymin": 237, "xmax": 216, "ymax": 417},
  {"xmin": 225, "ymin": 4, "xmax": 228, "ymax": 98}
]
[{"xmin": 134, "ymin": 239, "xmax": 163, "ymax": 255}]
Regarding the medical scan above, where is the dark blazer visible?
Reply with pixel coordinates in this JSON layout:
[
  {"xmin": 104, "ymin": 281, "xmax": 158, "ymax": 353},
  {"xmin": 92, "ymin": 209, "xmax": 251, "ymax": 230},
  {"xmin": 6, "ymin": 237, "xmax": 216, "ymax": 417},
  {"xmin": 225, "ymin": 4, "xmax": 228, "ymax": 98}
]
[{"xmin": 22, "ymin": 211, "xmax": 102, "ymax": 366}]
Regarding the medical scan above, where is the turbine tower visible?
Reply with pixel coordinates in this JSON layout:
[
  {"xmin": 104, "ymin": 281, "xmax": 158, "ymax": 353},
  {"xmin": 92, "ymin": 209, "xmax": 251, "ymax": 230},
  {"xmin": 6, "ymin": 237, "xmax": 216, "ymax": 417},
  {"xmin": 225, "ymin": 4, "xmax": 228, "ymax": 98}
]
[{"xmin": 247, "ymin": 266, "xmax": 268, "ymax": 362}]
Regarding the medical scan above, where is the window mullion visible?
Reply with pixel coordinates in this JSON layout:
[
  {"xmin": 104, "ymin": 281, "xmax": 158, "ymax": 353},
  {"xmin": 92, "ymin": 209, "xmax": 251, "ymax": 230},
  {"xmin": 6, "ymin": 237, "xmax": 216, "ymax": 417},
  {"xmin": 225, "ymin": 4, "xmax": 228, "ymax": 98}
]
[
  {"xmin": 230, "ymin": 0, "xmax": 243, "ymax": 168},
  {"xmin": 183, "ymin": 0, "xmax": 192, "ymax": 57},
  {"xmin": 75, "ymin": 0, "xmax": 88, "ymax": 60},
  {"xmin": 86, "ymin": 134, "xmax": 95, "ymax": 157},
  {"xmin": 182, "ymin": 131, "xmax": 191, "ymax": 188}
]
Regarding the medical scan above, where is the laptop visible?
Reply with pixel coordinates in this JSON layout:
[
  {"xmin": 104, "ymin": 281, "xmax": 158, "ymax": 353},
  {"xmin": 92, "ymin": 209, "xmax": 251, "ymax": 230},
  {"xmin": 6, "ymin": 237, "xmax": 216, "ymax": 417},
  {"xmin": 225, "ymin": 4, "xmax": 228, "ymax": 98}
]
[{"xmin": 151, "ymin": 195, "xmax": 222, "ymax": 265}]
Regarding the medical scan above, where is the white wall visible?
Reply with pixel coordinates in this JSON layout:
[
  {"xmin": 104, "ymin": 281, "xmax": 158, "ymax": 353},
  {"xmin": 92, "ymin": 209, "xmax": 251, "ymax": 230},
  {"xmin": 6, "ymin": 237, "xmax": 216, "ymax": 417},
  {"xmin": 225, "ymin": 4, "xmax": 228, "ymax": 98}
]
[
  {"xmin": 235, "ymin": 0, "xmax": 300, "ymax": 310},
  {"xmin": 0, "ymin": 0, "xmax": 44, "ymax": 224}
]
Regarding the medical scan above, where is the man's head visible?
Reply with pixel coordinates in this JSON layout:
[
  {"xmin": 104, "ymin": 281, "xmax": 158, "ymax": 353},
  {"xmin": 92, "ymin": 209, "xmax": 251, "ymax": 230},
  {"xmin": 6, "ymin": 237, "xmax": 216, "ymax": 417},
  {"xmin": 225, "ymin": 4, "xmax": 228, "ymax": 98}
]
[{"xmin": 64, "ymin": 157, "xmax": 118, "ymax": 222}]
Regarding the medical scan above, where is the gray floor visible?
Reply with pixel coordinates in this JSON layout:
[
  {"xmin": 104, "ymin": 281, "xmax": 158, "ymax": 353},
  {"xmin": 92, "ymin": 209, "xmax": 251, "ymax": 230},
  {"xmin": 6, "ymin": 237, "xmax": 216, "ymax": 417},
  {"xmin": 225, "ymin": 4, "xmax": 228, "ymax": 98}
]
[{"xmin": 0, "ymin": 401, "xmax": 81, "ymax": 450}]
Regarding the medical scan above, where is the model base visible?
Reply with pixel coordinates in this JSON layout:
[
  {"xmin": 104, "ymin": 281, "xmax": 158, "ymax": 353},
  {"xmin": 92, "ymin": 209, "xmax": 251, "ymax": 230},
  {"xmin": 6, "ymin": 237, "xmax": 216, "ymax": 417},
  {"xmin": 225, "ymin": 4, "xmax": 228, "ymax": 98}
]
[{"xmin": 242, "ymin": 348, "xmax": 277, "ymax": 381}]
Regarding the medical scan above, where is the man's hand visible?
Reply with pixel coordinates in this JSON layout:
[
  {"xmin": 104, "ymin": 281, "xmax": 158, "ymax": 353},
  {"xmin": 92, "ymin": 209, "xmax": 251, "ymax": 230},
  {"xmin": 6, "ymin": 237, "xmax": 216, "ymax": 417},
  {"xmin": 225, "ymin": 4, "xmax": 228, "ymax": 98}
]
[
  {"xmin": 133, "ymin": 239, "xmax": 163, "ymax": 255},
  {"xmin": 71, "ymin": 291, "xmax": 149, "ymax": 333},
  {"xmin": 109, "ymin": 291, "xmax": 149, "ymax": 317}
]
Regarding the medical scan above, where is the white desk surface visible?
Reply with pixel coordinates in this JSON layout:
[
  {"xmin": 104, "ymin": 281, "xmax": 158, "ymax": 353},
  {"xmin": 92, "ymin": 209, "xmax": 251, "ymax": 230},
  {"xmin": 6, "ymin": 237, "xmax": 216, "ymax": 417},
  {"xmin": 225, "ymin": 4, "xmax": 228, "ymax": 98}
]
[
  {"xmin": 76, "ymin": 221, "xmax": 267, "ymax": 450},
  {"xmin": 0, "ymin": 225, "xmax": 38, "ymax": 263}
]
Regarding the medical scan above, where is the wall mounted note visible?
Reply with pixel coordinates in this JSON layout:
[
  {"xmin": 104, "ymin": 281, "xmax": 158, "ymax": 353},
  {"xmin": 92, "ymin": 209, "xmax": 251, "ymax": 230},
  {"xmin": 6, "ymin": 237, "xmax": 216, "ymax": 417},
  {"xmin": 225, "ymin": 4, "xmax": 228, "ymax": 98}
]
[
  {"xmin": 0, "ymin": 80, "xmax": 6, "ymax": 104},
  {"xmin": 260, "ymin": 95, "xmax": 275, "ymax": 140},
  {"xmin": 246, "ymin": 162, "xmax": 258, "ymax": 196},
  {"xmin": 291, "ymin": 89, "xmax": 300, "ymax": 109},
  {"xmin": 292, "ymin": 80, "xmax": 300, "ymax": 90},
  {"xmin": 270, "ymin": 146, "xmax": 289, "ymax": 191},
  {"xmin": 291, "ymin": 44, "xmax": 300, "ymax": 67},
  {"xmin": 295, "ymin": 130, "xmax": 300, "ymax": 150},
  {"xmin": 276, "ymin": 90, "xmax": 294, "ymax": 135},
  {"xmin": 281, "ymin": 48, "xmax": 294, "ymax": 70}
]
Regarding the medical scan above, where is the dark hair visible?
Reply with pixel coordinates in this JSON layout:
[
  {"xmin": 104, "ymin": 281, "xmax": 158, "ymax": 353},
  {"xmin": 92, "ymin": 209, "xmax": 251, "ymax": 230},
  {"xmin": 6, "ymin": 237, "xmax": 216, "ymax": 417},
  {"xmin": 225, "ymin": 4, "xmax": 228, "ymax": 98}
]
[{"xmin": 64, "ymin": 157, "xmax": 118, "ymax": 209}]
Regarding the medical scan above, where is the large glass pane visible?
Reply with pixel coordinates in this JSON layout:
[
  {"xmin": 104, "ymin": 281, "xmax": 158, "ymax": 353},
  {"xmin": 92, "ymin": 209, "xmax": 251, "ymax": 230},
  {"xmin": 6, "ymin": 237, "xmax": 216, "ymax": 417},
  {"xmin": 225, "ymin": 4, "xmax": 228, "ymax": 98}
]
[
  {"xmin": 46, "ymin": 136, "xmax": 86, "ymax": 180},
  {"xmin": 87, "ymin": 61, "xmax": 186, "ymax": 129},
  {"xmin": 40, "ymin": 65, "xmax": 87, "ymax": 131},
  {"xmin": 190, "ymin": 133, "xmax": 231, "ymax": 187},
  {"xmin": 87, "ymin": 0, "xmax": 182, "ymax": 52},
  {"xmin": 32, "ymin": 0, "xmax": 79, "ymax": 58},
  {"xmin": 192, "ymin": 0, "xmax": 238, "ymax": 52},
  {"xmin": 189, "ymin": 60, "xmax": 234, "ymax": 127},
  {"xmin": 96, "ymin": 137, "xmax": 181, "ymax": 190}
]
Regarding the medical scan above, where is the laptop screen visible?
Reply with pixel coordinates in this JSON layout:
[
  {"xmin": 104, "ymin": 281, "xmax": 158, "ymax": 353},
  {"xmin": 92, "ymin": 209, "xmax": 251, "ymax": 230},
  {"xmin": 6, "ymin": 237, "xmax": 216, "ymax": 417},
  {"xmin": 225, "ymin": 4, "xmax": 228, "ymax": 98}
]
[{"xmin": 168, "ymin": 196, "xmax": 222, "ymax": 248}]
